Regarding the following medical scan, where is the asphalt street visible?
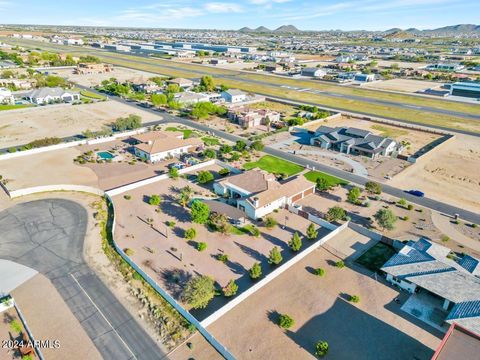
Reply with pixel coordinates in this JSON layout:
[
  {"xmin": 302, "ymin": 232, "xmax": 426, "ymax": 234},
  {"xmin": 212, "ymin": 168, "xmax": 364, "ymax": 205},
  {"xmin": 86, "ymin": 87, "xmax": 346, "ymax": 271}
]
[{"xmin": 0, "ymin": 199, "xmax": 165, "ymax": 360}]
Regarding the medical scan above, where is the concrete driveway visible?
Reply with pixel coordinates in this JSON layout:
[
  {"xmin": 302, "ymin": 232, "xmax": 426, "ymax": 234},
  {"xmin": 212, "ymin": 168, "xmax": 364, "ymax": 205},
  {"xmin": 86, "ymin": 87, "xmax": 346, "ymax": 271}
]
[{"xmin": 0, "ymin": 199, "xmax": 164, "ymax": 360}]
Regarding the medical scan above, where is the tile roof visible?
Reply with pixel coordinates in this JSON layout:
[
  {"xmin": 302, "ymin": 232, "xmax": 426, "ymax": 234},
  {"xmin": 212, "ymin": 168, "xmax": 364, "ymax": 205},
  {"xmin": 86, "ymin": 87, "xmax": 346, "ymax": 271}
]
[
  {"xmin": 133, "ymin": 131, "xmax": 202, "ymax": 155},
  {"xmin": 218, "ymin": 169, "xmax": 277, "ymax": 194},
  {"xmin": 382, "ymin": 239, "xmax": 480, "ymax": 319}
]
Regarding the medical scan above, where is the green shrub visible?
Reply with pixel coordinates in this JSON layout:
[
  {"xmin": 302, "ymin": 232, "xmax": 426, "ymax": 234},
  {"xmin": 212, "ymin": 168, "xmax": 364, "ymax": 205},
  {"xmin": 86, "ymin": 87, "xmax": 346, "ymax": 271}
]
[
  {"xmin": 216, "ymin": 254, "xmax": 229, "ymax": 263},
  {"xmin": 349, "ymin": 295, "xmax": 360, "ymax": 303},
  {"xmin": 264, "ymin": 216, "xmax": 277, "ymax": 229},
  {"xmin": 278, "ymin": 314, "xmax": 295, "ymax": 329},
  {"xmin": 123, "ymin": 195, "xmax": 131, "ymax": 200},
  {"xmin": 314, "ymin": 268, "xmax": 325, "ymax": 277},
  {"xmin": 132, "ymin": 271, "xmax": 143, "ymax": 281},
  {"xmin": 124, "ymin": 248, "xmax": 134, "ymax": 256},
  {"xmin": 441, "ymin": 235, "xmax": 450, "ymax": 242},
  {"xmin": 148, "ymin": 194, "xmax": 162, "ymax": 206},
  {"xmin": 9, "ymin": 320, "xmax": 22, "ymax": 334},
  {"xmin": 268, "ymin": 247, "xmax": 283, "ymax": 265},
  {"xmin": 249, "ymin": 262, "xmax": 262, "ymax": 279},
  {"xmin": 197, "ymin": 242, "xmax": 207, "ymax": 251},
  {"xmin": 184, "ymin": 228, "xmax": 197, "ymax": 240},
  {"xmin": 335, "ymin": 260, "xmax": 345, "ymax": 268},
  {"xmin": 407, "ymin": 204, "xmax": 414, "ymax": 211},
  {"xmin": 315, "ymin": 341, "xmax": 329, "ymax": 357},
  {"xmin": 472, "ymin": 223, "xmax": 478, "ymax": 228},
  {"xmin": 222, "ymin": 280, "xmax": 238, "ymax": 297}
]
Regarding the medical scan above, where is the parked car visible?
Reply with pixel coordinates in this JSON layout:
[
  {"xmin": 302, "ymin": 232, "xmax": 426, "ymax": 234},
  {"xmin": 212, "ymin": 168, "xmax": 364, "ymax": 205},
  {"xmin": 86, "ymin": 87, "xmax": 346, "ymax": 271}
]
[
  {"xmin": 169, "ymin": 162, "xmax": 186, "ymax": 170},
  {"xmin": 406, "ymin": 190, "xmax": 425, "ymax": 197}
]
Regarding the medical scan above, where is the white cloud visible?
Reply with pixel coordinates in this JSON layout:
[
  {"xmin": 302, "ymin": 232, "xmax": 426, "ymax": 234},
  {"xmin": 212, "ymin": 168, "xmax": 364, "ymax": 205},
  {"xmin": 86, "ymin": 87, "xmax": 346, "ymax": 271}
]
[
  {"xmin": 205, "ymin": 2, "xmax": 244, "ymax": 13},
  {"xmin": 248, "ymin": 0, "xmax": 291, "ymax": 4}
]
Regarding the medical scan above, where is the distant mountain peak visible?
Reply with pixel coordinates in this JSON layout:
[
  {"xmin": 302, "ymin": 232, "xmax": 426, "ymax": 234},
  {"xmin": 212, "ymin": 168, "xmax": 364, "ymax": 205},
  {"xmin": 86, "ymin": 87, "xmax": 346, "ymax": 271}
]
[
  {"xmin": 274, "ymin": 25, "xmax": 301, "ymax": 33},
  {"xmin": 238, "ymin": 24, "xmax": 301, "ymax": 33}
]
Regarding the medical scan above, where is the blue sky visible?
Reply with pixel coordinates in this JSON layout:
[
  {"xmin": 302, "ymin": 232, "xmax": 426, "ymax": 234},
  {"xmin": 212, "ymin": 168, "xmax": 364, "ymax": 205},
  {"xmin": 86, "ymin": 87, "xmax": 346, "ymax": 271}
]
[{"xmin": 0, "ymin": 0, "xmax": 478, "ymax": 31}]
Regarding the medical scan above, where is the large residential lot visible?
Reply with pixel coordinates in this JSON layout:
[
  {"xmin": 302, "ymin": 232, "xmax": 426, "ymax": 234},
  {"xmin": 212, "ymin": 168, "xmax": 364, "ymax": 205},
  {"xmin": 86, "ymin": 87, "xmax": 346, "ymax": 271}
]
[
  {"xmin": 389, "ymin": 134, "xmax": 480, "ymax": 214},
  {"xmin": 53, "ymin": 66, "xmax": 161, "ymax": 87},
  {"xmin": 112, "ymin": 174, "xmax": 324, "ymax": 319},
  {"xmin": 0, "ymin": 101, "xmax": 158, "ymax": 149},
  {"xmin": 208, "ymin": 244, "xmax": 441, "ymax": 360}
]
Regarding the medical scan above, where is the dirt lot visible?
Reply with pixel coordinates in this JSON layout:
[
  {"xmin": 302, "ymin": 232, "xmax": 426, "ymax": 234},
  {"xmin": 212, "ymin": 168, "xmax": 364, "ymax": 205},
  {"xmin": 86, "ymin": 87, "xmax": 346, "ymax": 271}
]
[
  {"xmin": 112, "ymin": 175, "xmax": 325, "ymax": 319},
  {"xmin": 0, "ymin": 101, "xmax": 157, "ymax": 148},
  {"xmin": 362, "ymin": 79, "xmax": 439, "ymax": 93},
  {"xmin": 0, "ymin": 147, "xmax": 98, "ymax": 191},
  {"xmin": 207, "ymin": 244, "xmax": 441, "ymax": 360},
  {"xmin": 52, "ymin": 66, "xmax": 160, "ymax": 87},
  {"xmin": 297, "ymin": 191, "xmax": 479, "ymax": 257},
  {"xmin": 389, "ymin": 134, "xmax": 480, "ymax": 214},
  {"xmin": 303, "ymin": 115, "xmax": 442, "ymax": 157}
]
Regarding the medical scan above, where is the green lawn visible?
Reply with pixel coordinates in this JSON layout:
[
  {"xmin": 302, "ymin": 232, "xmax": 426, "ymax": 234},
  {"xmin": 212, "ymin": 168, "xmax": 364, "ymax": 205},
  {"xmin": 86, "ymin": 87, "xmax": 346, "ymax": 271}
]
[
  {"xmin": 355, "ymin": 242, "xmax": 397, "ymax": 272},
  {"xmin": 304, "ymin": 170, "xmax": 349, "ymax": 187},
  {"xmin": 243, "ymin": 155, "xmax": 303, "ymax": 176},
  {"xmin": 80, "ymin": 89, "xmax": 107, "ymax": 100},
  {"xmin": 201, "ymin": 136, "xmax": 220, "ymax": 146},
  {"xmin": 166, "ymin": 126, "xmax": 194, "ymax": 138},
  {"xmin": 0, "ymin": 104, "xmax": 33, "ymax": 111}
]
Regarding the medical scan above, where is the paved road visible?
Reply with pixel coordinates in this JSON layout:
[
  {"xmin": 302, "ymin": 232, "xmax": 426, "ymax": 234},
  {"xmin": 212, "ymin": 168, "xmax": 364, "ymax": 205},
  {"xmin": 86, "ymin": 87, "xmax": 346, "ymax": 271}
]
[{"xmin": 0, "ymin": 199, "xmax": 165, "ymax": 360}]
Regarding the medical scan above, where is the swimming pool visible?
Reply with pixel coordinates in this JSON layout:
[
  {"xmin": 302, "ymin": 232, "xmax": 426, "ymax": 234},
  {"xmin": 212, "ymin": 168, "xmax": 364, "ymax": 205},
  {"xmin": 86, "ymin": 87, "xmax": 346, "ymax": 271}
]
[{"xmin": 97, "ymin": 151, "xmax": 115, "ymax": 160}]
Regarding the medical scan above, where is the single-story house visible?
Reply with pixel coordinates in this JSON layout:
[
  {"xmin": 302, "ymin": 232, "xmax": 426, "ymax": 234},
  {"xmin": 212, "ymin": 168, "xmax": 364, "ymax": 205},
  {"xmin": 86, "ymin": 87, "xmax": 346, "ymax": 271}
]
[
  {"xmin": 130, "ymin": 78, "xmax": 162, "ymax": 94},
  {"xmin": 227, "ymin": 106, "xmax": 280, "ymax": 129},
  {"xmin": 174, "ymin": 91, "xmax": 210, "ymax": 105},
  {"xmin": 25, "ymin": 87, "xmax": 80, "ymax": 105},
  {"xmin": 132, "ymin": 131, "xmax": 202, "ymax": 163},
  {"xmin": 167, "ymin": 78, "xmax": 194, "ymax": 90},
  {"xmin": 301, "ymin": 67, "xmax": 327, "ymax": 78},
  {"xmin": 213, "ymin": 169, "xmax": 315, "ymax": 220},
  {"xmin": 0, "ymin": 87, "xmax": 14, "ymax": 104},
  {"xmin": 382, "ymin": 238, "xmax": 480, "ymax": 334},
  {"xmin": 310, "ymin": 125, "xmax": 401, "ymax": 158},
  {"xmin": 221, "ymin": 89, "xmax": 247, "ymax": 103},
  {"xmin": 202, "ymin": 199, "xmax": 247, "ymax": 225}
]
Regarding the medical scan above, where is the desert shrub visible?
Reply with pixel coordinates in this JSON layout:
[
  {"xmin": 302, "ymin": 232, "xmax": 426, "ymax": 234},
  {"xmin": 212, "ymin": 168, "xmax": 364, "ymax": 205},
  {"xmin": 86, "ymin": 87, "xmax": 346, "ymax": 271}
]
[
  {"xmin": 197, "ymin": 242, "xmax": 207, "ymax": 251},
  {"xmin": 148, "ymin": 194, "xmax": 161, "ymax": 206},
  {"xmin": 314, "ymin": 268, "xmax": 325, "ymax": 277},
  {"xmin": 349, "ymin": 295, "xmax": 360, "ymax": 303},
  {"xmin": 184, "ymin": 228, "xmax": 197, "ymax": 240},
  {"xmin": 124, "ymin": 248, "xmax": 134, "ymax": 256},
  {"xmin": 222, "ymin": 280, "xmax": 238, "ymax": 297},
  {"xmin": 278, "ymin": 314, "xmax": 295, "ymax": 329},
  {"xmin": 249, "ymin": 263, "xmax": 262, "ymax": 279},
  {"xmin": 264, "ymin": 216, "xmax": 277, "ymax": 229},
  {"xmin": 335, "ymin": 260, "xmax": 345, "ymax": 268},
  {"xmin": 216, "ymin": 254, "xmax": 229, "ymax": 263},
  {"xmin": 124, "ymin": 195, "xmax": 131, "ymax": 200},
  {"xmin": 315, "ymin": 341, "xmax": 329, "ymax": 357}
]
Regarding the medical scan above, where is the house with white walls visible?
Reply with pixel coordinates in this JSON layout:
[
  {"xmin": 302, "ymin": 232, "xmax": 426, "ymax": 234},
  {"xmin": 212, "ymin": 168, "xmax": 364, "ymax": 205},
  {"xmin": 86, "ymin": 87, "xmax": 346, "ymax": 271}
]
[
  {"xmin": 213, "ymin": 169, "xmax": 315, "ymax": 220},
  {"xmin": 132, "ymin": 131, "xmax": 203, "ymax": 163}
]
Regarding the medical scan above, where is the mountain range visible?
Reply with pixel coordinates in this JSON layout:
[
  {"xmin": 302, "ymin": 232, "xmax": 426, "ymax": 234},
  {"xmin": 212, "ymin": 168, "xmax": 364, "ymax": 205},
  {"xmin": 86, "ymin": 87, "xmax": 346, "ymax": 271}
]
[{"xmin": 238, "ymin": 24, "xmax": 480, "ymax": 34}]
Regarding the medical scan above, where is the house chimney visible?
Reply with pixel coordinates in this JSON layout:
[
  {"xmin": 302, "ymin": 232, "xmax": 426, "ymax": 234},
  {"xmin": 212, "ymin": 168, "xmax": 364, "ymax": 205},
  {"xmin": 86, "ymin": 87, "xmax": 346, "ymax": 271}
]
[{"xmin": 253, "ymin": 197, "xmax": 259, "ymax": 208}]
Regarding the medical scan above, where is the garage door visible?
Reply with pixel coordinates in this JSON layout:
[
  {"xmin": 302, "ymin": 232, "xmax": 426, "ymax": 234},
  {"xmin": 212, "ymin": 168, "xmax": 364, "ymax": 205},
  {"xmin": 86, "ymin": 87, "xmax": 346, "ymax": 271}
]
[
  {"xmin": 291, "ymin": 192, "xmax": 303, "ymax": 202},
  {"xmin": 304, "ymin": 187, "xmax": 314, "ymax": 196}
]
